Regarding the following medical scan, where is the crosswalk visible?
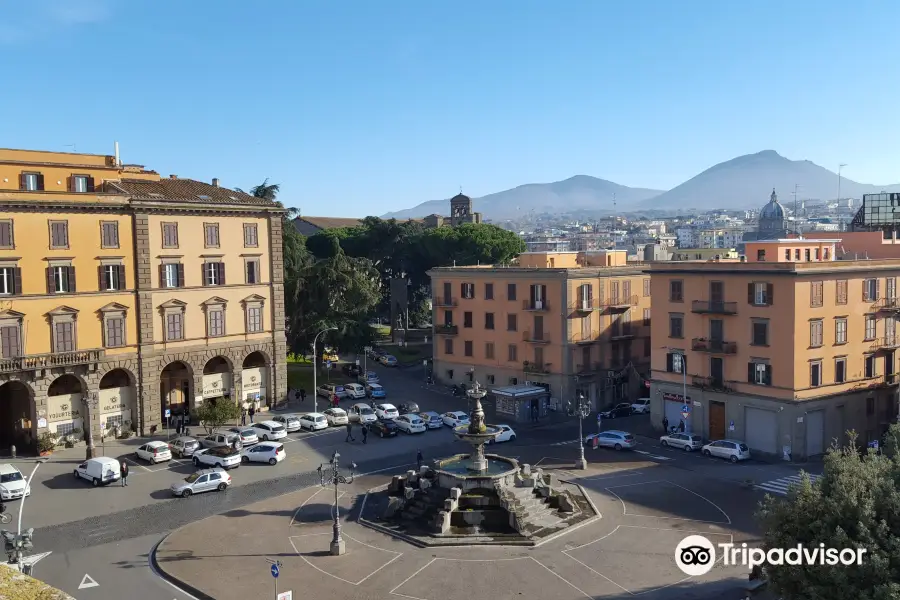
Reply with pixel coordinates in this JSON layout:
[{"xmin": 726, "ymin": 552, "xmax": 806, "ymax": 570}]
[{"xmin": 755, "ymin": 473, "xmax": 822, "ymax": 496}]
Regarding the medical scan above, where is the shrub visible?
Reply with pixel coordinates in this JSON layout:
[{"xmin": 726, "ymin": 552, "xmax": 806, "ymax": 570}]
[{"xmin": 37, "ymin": 433, "xmax": 55, "ymax": 453}]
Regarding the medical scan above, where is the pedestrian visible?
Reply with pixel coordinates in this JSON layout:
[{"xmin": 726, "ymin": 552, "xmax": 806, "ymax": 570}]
[
  {"xmin": 345, "ymin": 422, "xmax": 355, "ymax": 442},
  {"xmin": 299, "ymin": 388, "xmax": 306, "ymax": 403},
  {"xmin": 417, "ymin": 449, "xmax": 423, "ymax": 471},
  {"xmin": 249, "ymin": 404, "xmax": 256, "ymax": 423},
  {"xmin": 362, "ymin": 424, "xmax": 368, "ymax": 444},
  {"xmin": 241, "ymin": 406, "xmax": 247, "ymax": 426},
  {"xmin": 175, "ymin": 415, "xmax": 181, "ymax": 435},
  {"xmin": 678, "ymin": 419, "xmax": 685, "ymax": 432},
  {"xmin": 663, "ymin": 416, "xmax": 669, "ymax": 433},
  {"xmin": 332, "ymin": 394, "xmax": 339, "ymax": 408},
  {"xmin": 120, "ymin": 460, "xmax": 129, "ymax": 486}
]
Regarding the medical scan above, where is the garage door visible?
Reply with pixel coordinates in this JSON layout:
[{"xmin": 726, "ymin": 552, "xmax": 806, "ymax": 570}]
[
  {"xmin": 744, "ymin": 407, "xmax": 777, "ymax": 455},
  {"xmin": 805, "ymin": 410, "xmax": 825, "ymax": 457},
  {"xmin": 665, "ymin": 400, "xmax": 685, "ymax": 431}
]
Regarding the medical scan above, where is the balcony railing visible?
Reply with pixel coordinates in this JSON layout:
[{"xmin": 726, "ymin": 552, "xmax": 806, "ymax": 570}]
[
  {"xmin": 610, "ymin": 329, "xmax": 636, "ymax": 341},
  {"xmin": 434, "ymin": 324, "xmax": 459, "ymax": 336},
  {"xmin": 691, "ymin": 300, "xmax": 738, "ymax": 315},
  {"xmin": 875, "ymin": 297, "xmax": 900, "ymax": 312},
  {"xmin": 871, "ymin": 336, "xmax": 900, "ymax": 351},
  {"xmin": 692, "ymin": 375, "xmax": 726, "ymax": 390},
  {"xmin": 597, "ymin": 295, "xmax": 639, "ymax": 310},
  {"xmin": 691, "ymin": 338, "xmax": 737, "ymax": 354},
  {"xmin": 523, "ymin": 299, "xmax": 550, "ymax": 311},
  {"xmin": 0, "ymin": 349, "xmax": 103, "ymax": 374},
  {"xmin": 570, "ymin": 332, "xmax": 598, "ymax": 344},
  {"xmin": 523, "ymin": 361, "xmax": 552, "ymax": 374},
  {"xmin": 569, "ymin": 299, "xmax": 598, "ymax": 313},
  {"xmin": 434, "ymin": 297, "xmax": 458, "ymax": 307},
  {"xmin": 575, "ymin": 362, "xmax": 604, "ymax": 375},
  {"xmin": 523, "ymin": 330, "xmax": 550, "ymax": 344}
]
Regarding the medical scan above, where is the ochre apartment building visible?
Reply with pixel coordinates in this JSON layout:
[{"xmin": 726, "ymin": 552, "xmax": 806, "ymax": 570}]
[
  {"xmin": 0, "ymin": 148, "xmax": 287, "ymax": 453},
  {"xmin": 651, "ymin": 238, "xmax": 900, "ymax": 461},
  {"xmin": 429, "ymin": 250, "xmax": 652, "ymax": 415}
]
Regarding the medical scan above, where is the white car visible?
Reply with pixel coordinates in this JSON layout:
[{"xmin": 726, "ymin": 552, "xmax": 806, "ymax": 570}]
[
  {"xmin": 271, "ymin": 415, "xmax": 302, "ymax": 432},
  {"xmin": 394, "ymin": 414, "xmax": 426, "ymax": 434},
  {"xmin": 0, "ymin": 464, "xmax": 30, "ymax": 500},
  {"xmin": 702, "ymin": 439, "xmax": 751, "ymax": 463},
  {"xmin": 135, "ymin": 441, "xmax": 173, "ymax": 464},
  {"xmin": 442, "ymin": 411, "xmax": 470, "ymax": 427},
  {"xmin": 192, "ymin": 446, "xmax": 242, "ymax": 470},
  {"xmin": 348, "ymin": 403, "xmax": 377, "ymax": 424},
  {"xmin": 343, "ymin": 383, "xmax": 367, "ymax": 399},
  {"xmin": 251, "ymin": 421, "xmax": 288, "ymax": 441},
  {"xmin": 74, "ymin": 457, "xmax": 121, "ymax": 486},
  {"xmin": 488, "ymin": 425, "xmax": 516, "ymax": 444},
  {"xmin": 374, "ymin": 403, "xmax": 399, "ymax": 419},
  {"xmin": 298, "ymin": 412, "xmax": 328, "ymax": 431},
  {"xmin": 584, "ymin": 430, "xmax": 636, "ymax": 450},
  {"xmin": 630, "ymin": 398, "xmax": 651, "ymax": 414},
  {"xmin": 227, "ymin": 427, "xmax": 259, "ymax": 445},
  {"xmin": 171, "ymin": 468, "xmax": 231, "ymax": 497},
  {"xmin": 241, "ymin": 442, "xmax": 286, "ymax": 465},
  {"xmin": 660, "ymin": 432, "xmax": 703, "ymax": 452},
  {"xmin": 323, "ymin": 407, "xmax": 349, "ymax": 426}
]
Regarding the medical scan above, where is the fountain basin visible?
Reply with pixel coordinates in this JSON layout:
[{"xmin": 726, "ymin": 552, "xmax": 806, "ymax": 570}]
[{"xmin": 433, "ymin": 453, "xmax": 519, "ymax": 492}]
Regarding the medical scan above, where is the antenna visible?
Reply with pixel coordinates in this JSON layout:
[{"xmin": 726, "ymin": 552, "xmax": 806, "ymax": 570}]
[{"xmin": 792, "ymin": 184, "xmax": 800, "ymax": 236}]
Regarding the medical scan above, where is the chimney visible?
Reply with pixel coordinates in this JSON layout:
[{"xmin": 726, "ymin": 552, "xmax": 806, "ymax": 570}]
[
  {"xmin": 212, "ymin": 178, "xmax": 220, "ymax": 187},
  {"xmin": 169, "ymin": 174, "xmax": 177, "ymax": 179},
  {"xmin": 114, "ymin": 141, "xmax": 120, "ymax": 167}
]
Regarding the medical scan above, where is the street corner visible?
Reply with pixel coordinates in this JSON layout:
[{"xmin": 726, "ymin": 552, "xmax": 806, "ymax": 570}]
[
  {"xmin": 287, "ymin": 531, "xmax": 403, "ymax": 586},
  {"xmin": 602, "ymin": 479, "xmax": 732, "ymax": 525}
]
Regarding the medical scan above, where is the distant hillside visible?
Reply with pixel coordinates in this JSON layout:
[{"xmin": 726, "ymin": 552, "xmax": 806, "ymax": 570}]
[
  {"xmin": 642, "ymin": 150, "xmax": 900, "ymax": 210},
  {"xmin": 381, "ymin": 175, "xmax": 663, "ymax": 220}
]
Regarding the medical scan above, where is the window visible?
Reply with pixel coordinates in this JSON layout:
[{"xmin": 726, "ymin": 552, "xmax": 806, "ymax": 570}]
[
  {"xmin": 100, "ymin": 221, "xmax": 119, "ymax": 248},
  {"xmin": 750, "ymin": 282, "xmax": 772, "ymax": 306},
  {"xmin": 643, "ymin": 308, "xmax": 651, "ymax": 326},
  {"xmin": 54, "ymin": 321, "xmax": 75, "ymax": 353},
  {"xmin": 666, "ymin": 352, "xmax": 685, "ymax": 374},
  {"xmin": 162, "ymin": 222, "xmax": 179, "ymax": 248},
  {"xmin": 889, "ymin": 277, "xmax": 898, "ymax": 300},
  {"xmin": 0, "ymin": 220, "xmax": 13, "ymax": 249},
  {"xmin": 463, "ymin": 312, "xmax": 472, "ymax": 328},
  {"xmin": 461, "ymin": 282, "xmax": 475, "ymax": 299},
  {"xmin": 751, "ymin": 320, "xmax": 768, "ymax": 346},
  {"xmin": 784, "ymin": 249, "xmax": 791, "ymax": 260},
  {"xmin": 245, "ymin": 260, "xmax": 260, "ymax": 284},
  {"xmin": 463, "ymin": 341, "xmax": 473, "ymax": 357},
  {"xmin": 204, "ymin": 223, "xmax": 220, "ymax": 248},
  {"xmin": 99, "ymin": 264, "xmax": 125, "ymax": 291},
  {"xmin": 623, "ymin": 280, "xmax": 632, "ymax": 301},
  {"xmin": 161, "ymin": 263, "xmax": 183, "ymax": 288},
  {"xmin": 72, "ymin": 175, "xmax": 94, "ymax": 193},
  {"xmin": 507, "ymin": 283, "xmax": 516, "ymax": 301},
  {"xmin": 484, "ymin": 313, "xmax": 494, "ymax": 330},
  {"xmin": 166, "ymin": 313, "xmax": 184, "ymax": 341},
  {"xmin": 485, "ymin": 342, "xmax": 495, "ymax": 360},
  {"xmin": 0, "ymin": 267, "xmax": 21, "ymax": 296},
  {"xmin": 836, "ymin": 280, "xmax": 848, "ymax": 304},
  {"xmin": 247, "ymin": 306, "xmax": 263, "ymax": 332},
  {"xmin": 865, "ymin": 354, "xmax": 876, "ymax": 378},
  {"xmin": 208, "ymin": 309, "xmax": 225, "ymax": 337},
  {"xmin": 610, "ymin": 281, "xmax": 620, "ymax": 304},
  {"xmin": 669, "ymin": 280, "xmax": 683, "ymax": 302},
  {"xmin": 795, "ymin": 249, "xmax": 801, "ymax": 261},
  {"xmin": 668, "ymin": 314, "xmax": 683, "ymax": 338},
  {"xmin": 20, "ymin": 172, "xmax": 42, "ymax": 191},
  {"xmin": 507, "ymin": 314, "xmax": 517, "ymax": 331},
  {"xmin": 835, "ymin": 357, "xmax": 846, "ymax": 383},
  {"xmin": 48, "ymin": 265, "xmax": 74, "ymax": 294},
  {"xmin": 864, "ymin": 278, "xmax": 880, "ymax": 302},
  {"xmin": 104, "ymin": 317, "xmax": 125, "ymax": 348},
  {"xmin": 243, "ymin": 224, "xmax": 259, "ymax": 247},
  {"xmin": 748, "ymin": 361, "xmax": 772, "ymax": 385},
  {"xmin": 864, "ymin": 314, "xmax": 877, "ymax": 341},
  {"xmin": 835, "ymin": 318, "xmax": 847, "ymax": 344},
  {"xmin": 757, "ymin": 249, "xmax": 766, "ymax": 261},
  {"xmin": 444, "ymin": 338, "xmax": 453, "ymax": 355},
  {"xmin": 809, "ymin": 319, "xmax": 823, "ymax": 347},
  {"xmin": 485, "ymin": 283, "xmax": 494, "ymax": 300},
  {"xmin": 49, "ymin": 220, "xmax": 69, "ymax": 249},
  {"xmin": 204, "ymin": 262, "xmax": 225, "ymax": 286},
  {"xmin": 643, "ymin": 278, "xmax": 650, "ymax": 297},
  {"xmin": 810, "ymin": 361, "xmax": 822, "ymax": 387},
  {"xmin": 508, "ymin": 344, "xmax": 517, "ymax": 362},
  {"xmin": 443, "ymin": 310, "xmax": 453, "ymax": 326},
  {"xmin": 805, "ymin": 249, "xmax": 811, "ymax": 261},
  {"xmin": 810, "ymin": 281, "xmax": 823, "ymax": 307},
  {"xmin": 0, "ymin": 326, "xmax": 21, "ymax": 358}
]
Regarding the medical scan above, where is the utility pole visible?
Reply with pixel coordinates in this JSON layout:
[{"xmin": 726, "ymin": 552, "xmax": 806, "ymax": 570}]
[{"xmin": 792, "ymin": 184, "xmax": 800, "ymax": 236}]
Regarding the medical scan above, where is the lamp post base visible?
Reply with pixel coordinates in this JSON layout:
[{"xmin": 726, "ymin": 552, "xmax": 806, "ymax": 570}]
[
  {"xmin": 574, "ymin": 457, "xmax": 588, "ymax": 470},
  {"xmin": 330, "ymin": 539, "xmax": 346, "ymax": 556}
]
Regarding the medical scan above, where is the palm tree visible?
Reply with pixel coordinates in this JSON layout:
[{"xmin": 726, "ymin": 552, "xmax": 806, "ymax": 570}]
[{"xmin": 236, "ymin": 178, "xmax": 280, "ymax": 201}]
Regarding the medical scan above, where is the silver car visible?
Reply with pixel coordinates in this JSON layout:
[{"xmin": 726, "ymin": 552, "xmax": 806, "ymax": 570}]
[
  {"xmin": 170, "ymin": 468, "xmax": 232, "ymax": 497},
  {"xmin": 170, "ymin": 436, "xmax": 201, "ymax": 458},
  {"xmin": 584, "ymin": 430, "xmax": 636, "ymax": 450},
  {"xmin": 272, "ymin": 414, "xmax": 302, "ymax": 432},
  {"xmin": 660, "ymin": 432, "xmax": 703, "ymax": 452}
]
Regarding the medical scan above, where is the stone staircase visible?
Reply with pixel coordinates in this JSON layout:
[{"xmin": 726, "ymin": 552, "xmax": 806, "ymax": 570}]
[
  {"xmin": 398, "ymin": 486, "xmax": 450, "ymax": 527},
  {"xmin": 498, "ymin": 484, "xmax": 571, "ymax": 536}
]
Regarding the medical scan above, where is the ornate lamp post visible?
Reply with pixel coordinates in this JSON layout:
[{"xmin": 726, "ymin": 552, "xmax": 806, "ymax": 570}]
[
  {"xmin": 567, "ymin": 391, "xmax": 590, "ymax": 470},
  {"xmin": 317, "ymin": 451, "xmax": 356, "ymax": 556}
]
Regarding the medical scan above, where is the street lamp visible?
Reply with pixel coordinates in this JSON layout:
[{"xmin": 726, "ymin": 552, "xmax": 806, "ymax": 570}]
[
  {"xmin": 567, "ymin": 392, "xmax": 590, "ymax": 470},
  {"xmin": 317, "ymin": 451, "xmax": 356, "ymax": 556},
  {"xmin": 2, "ymin": 459, "xmax": 47, "ymax": 574},
  {"xmin": 312, "ymin": 327, "xmax": 337, "ymax": 412}
]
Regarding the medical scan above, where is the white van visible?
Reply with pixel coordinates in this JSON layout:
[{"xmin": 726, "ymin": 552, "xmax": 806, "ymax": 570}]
[{"xmin": 74, "ymin": 457, "xmax": 121, "ymax": 487}]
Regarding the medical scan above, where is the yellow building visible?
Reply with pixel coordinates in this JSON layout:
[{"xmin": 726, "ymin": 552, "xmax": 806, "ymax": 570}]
[{"xmin": 0, "ymin": 148, "xmax": 287, "ymax": 453}]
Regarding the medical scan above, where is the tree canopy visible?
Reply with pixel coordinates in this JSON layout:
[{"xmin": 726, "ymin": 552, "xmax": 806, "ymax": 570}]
[{"xmin": 756, "ymin": 428, "xmax": 900, "ymax": 599}]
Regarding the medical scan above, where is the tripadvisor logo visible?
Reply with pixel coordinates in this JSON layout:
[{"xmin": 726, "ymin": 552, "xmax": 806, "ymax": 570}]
[{"xmin": 675, "ymin": 535, "xmax": 867, "ymax": 576}]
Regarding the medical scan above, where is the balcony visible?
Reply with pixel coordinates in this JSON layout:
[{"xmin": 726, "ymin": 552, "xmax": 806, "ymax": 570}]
[
  {"xmin": 570, "ymin": 332, "xmax": 598, "ymax": 344},
  {"xmin": 871, "ymin": 336, "xmax": 900, "ymax": 351},
  {"xmin": 523, "ymin": 330, "xmax": 551, "ymax": 344},
  {"xmin": 0, "ymin": 349, "xmax": 103, "ymax": 374},
  {"xmin": 692, "ymin": 375, "xmax": 727, "ymax": 390},
  {"xmin": 569, "ymin": 300, "xmax": 599, "ymax": 313},
  {"xmin": 523, "ymin": 299, "xmax": 550, "ymax": 312},
  {"xmin": 523, "ymin": 361, "xmax": 552, "ymax": 374},
  {"xmin": 597, "ymin": 295, "xmax": 638, "ymax": 311},
  {"xmin": 691, "ymin": 338, "xmax": 738, "ymax": 354},
  {"xmin": 609, "ymin": 329, "xmax": 636, "ymax": 341},
  {"xmin": 434, "ymin": 324, "xmax": 459, "ymax": 336},
  {"xmin": 875, "ymin": 298, "xmax": 900, "ymax": 312},
  {"xmin": 691, "ymin": 300, "xmax": 738, "ymax": 315},
  {"xmin": 576, "ymin": 362, "xmax": 604, "ymax": 375},
  {"xmin": 434, "ymin": 297, "xmax": 458, "ymax": 307}
]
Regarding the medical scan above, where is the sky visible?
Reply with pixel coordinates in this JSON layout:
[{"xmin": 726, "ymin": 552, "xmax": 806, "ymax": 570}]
[{"xmin": 1, "ymin": 0, "xmax": 898, "ymax": 217}]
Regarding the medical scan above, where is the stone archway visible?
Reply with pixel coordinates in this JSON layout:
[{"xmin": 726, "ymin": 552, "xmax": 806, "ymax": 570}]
[
  {"xmin": 0, "ymin": 380, "xmax": 35, "ymax": 454},
  {"xmin": 202, "ymin": 356, "xmax": 233, "ymax": 404},
  {"xmin": 241, "ymin": 351, "xmax": 269, "ymax": 406},
  {"xmin": 161, "ymin": 361, "xmax": 193, "ymax": 420},
  {"xmin": 98, "ymin": 368, "xmax": 137, "ymax": 433},
  {"xmin": 46, "ymin": 374, "xmax": 85, "ymax": 439}
]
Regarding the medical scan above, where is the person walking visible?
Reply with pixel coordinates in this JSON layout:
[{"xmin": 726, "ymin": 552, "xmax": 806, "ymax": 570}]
[
  {"xmin": 332, "ymin": 394, "xmax": 339, "ymax": 408},
  {"xmin": 249, "ymin": 404, "xmax": 256, "ymax": 423},
  {"xmin": 120, "ymin": 460, "xmax": 129, "ymax": 486},
  {"xmin": 241, "ymin": 406, "xmax": 248, "ymax": 426},
  {"xmin": 299, "ymin": 388, "xmax": 306, "ymax": 403},
  {"xmin": 361, "ymin": 423, "xmax": 368, "ymax": 444},
  {"xmin": 345, "ymin": 422, "xmax": 355, "ymax": 442},
  {"xmin": 678, "ymin": 419, "xmax": 685, "ymax": 433},
  {"xmin": 662, "ymin": 416, "xmax": 669, "ymax": 433},
  {"xmin": 417, "ymin": 449, "xmax": 424, "ymax": 471}
]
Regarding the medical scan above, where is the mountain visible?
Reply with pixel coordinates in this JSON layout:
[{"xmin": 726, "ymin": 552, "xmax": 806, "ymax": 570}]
[
  {"xmin": 381, "ymin": 175, "xmax": 664, "ymax": 220},
  {"xmin": 642, "ymin": 150, "xmax": 900, "ymax": 210}
]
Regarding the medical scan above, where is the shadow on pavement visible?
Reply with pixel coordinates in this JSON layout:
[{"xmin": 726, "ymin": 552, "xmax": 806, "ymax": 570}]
[{"xmin": 40, "ymin": 472, "xmax": 92, "ymax": 490}]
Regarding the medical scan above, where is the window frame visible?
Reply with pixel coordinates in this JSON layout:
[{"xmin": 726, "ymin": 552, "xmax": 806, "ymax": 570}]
[
  {"xmin": 49, "ymin": 220, "xmax": 69, "ymax": 250},
  {"xmin": 809, "ymin": 360, "xmax": 822, "ymax": 387},
  {"xmin": 50, "ymin": 314, "xmax": 77, "ymax": 354},
  {"xmin": 100, "ymin": 221, "xmax": 120, "ymax": 249},
  {"xmin": 161, "ymin": 222, "xmax": 179, "ymax": 249},
  {"xmin": 834, "ymin": 317, "xmax": 847, "ymax": 345},
  {"xmin": 0, "ymin": 220, "xmax": 14, "ymax": 250},
  {"xmin": 669, "ymin": 279, "xmax": 683, "ymax": 302},
  {"xmin": 243, "ymin": 223, "xmax": 259, "ymax": 248},
  {"xmin": 204, "ymin": 222, "xmax": 221, "ymax": 249}
]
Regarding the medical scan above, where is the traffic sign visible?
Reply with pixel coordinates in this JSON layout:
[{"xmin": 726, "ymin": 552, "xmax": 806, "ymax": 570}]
[
  {"xmin": 681, "ymin": 404, "xmax": 690, "ymax": 414},
  {"xmin": 164, "ymin": 409, "xmax": 171, "ymax": 418},
  {"xmin": 271, "ymin": 563, "xmax": 279, "ymax": 578},
  {"xmin": 681, "ymin": 411, "xmax": 690, "ymax": 420},
  {"xmin": 728, "ymin": 420, "xmax": 735, "ymax": 431},
  {"xmin": 326, "ymin": 360, "xmax": 332, "ymax": 369},
  {"xmin": 277, "ymin": 592, "xmax": 292, "ymax": 600}
]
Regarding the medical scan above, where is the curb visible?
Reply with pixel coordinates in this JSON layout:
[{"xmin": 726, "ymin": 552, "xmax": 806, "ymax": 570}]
[{"xmin": 149, "ymin": 534, "xmax": 215, "ymax": 600}]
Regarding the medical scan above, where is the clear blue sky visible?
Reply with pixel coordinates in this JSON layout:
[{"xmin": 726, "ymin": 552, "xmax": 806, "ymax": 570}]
[{"xmin": 2, "ymin": 0, "xmax": 898, "ymax": 217}]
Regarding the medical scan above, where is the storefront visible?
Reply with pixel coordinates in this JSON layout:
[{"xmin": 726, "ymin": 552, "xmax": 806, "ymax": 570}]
[
  {"xmin": 202, "ymin": 372, "xmax": 233, "ymax": 401},
  {"xmin": 46, "ymin": 393, "xmax": 83, "ymax": 436},
  {"xmin": 489, "ymin": 384, "xmax": 550, "ymax": 424},
  {"xmin": 99, "ymin": 385, "xmax": 136, "ymax": 431},
  {"xmin": 241, "ymin": 366, "xmax": 267, "ymax": 405}
]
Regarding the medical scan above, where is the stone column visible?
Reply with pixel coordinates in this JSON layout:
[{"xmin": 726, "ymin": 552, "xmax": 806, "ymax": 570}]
[
  {"xmin": 268, "ymin": 214, "xmax": 288, "ymax": 406},
  {"xmin": 133, "ymin": 212, "xmax": 158, "ymax": 434}
]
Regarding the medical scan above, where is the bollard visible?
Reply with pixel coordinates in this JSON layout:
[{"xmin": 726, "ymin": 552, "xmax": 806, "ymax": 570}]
[{"xmin": 10, "ymin": 445, "xmax": 15, "ymax": 459}]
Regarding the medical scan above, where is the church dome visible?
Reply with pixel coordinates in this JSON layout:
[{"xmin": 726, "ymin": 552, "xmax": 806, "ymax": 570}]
[{"xmin": 760, "ymin": 189, "xmax": 785, "ymax": 221}]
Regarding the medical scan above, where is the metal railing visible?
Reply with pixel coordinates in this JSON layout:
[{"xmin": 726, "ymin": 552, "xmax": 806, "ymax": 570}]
[
  {"xmin": 575, "ymin": 362, "xmax": 604, "ymax": 375},
  {"xmin": 523, "ymin": 299, "xmax": 550, "ymax": 311},
  {"xmin": 875, "ymin": 297, "xmax": 900, "ymax": 312},
  {"xmin": 434, "ymin": 324, "xmax": 459, "ymax": 335},
  {"xmin": 433, "ymin": 297, "xmax": 458, "ymax": 307},
  {"xmin": 0, "ymin": 349, "xmax": 103, "ymax": 374},
  {"xmin": 568, "ymin": 300, "xmax": 598, "ymax": 312},
  {"xmin": 570, "ymin": 332, "xmax": 597, "ymax": 344},
  {"xmin": 692, "ymin": 375, "xmax": 726, "ymax": 390},
  {"xmin": 691, "ymin": 338, "xmax": 738, "ymax": 354},
  {"xmin": 523, "ymin": 330, "xmax": 550, "ymax": 344},
  {"xmin": 691, "ymin": 300, "xmax": 738, "ymax": 315},
  {"xmin": 597, "ymin": 295, "xmax": 639, "ymax": 310},
  {"xmin": 523, "ymin": 361, "xmax": 551, "ymax": 374},
  {"xmin": 871, "ymin": 336, "xmax": 900, "ymax": 350}
]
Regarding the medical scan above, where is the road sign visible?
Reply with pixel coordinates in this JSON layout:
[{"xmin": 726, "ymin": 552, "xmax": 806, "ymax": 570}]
[
  {"xmin": 728, "ymin": 420, "xmax": 735, "ymax": 431},
  {"xmin": 277, "ymin": 592, "xmax": 293, "ymax": 600},
  {"xmin": 164, "ymin": 409, "xmax": 171, "ymax": 418},
  {"xmin": 681, "ymin": 411, "xmax": 690, "ymax": 420},
  {"xmin": 681, "ymin": 404, "xmax": 690, "ymax": 414},
  {"xmin": 326, "ymin": 360, "xmax": 332, "ymax": 369},
  {"xmin": 271, "ymin": 563, "xmax": 280, "ymax": 578}
]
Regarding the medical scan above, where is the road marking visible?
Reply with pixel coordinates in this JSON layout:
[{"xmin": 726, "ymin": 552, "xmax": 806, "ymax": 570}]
[
  {"xmin": 549, "ymin": 439, "xmax": 579, "ymax": 446},
  {"xmin": 79, "ymin": 574, "xmax": 99, "ymax": 589},
  {"xmin": 123, "ymin": 456, "xmax": 152, "ymax": 472},
  {"xmin": 633, "ymin": 450, "xmax": 672, "ymax": 461},
  {"xmin": 755, "ymin": 473, "xmax": 821, "ymax": 496}
]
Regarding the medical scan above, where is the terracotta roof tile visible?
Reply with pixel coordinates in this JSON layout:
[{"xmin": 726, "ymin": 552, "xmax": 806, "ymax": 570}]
[
  {"xmin": 106, "ymin": 178, "xmax": 277, "ymax": 207},
  {"xmin": 294, "ymin": 216, "xmax": 364, "ymax": 230}
]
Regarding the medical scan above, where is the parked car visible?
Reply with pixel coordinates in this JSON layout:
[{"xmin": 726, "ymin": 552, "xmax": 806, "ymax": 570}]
[
  {"xmin": 348, "ymin": 403, "xmax": 377, "ymax": 424},
  {"xmin": 418, "ymin": 411, "xmax": 443, "ymax": 429},
  {"xmin": 369, "ymin": 418, "xmax": 399, "ymax": 438},
  {"xmin": 630, "ymin": 398, "xmax": 651, "ymax": 414},
  {"xmin": 343, "ymin": 383, "xmax": 367, "ymax": 399},
  {"xmin": 74, "ymin": 457, "xmax": 121, "ymax": 486},
  {"xmin": 442, "ymin": 411, "xmax": 470, "ymax": 427},
  {"xmin": 379, "ymin": 354, "xmax": 398, "ymax": 367},
  {"xmin": 366, "ymin": 347, "xmax": 385, "ymax": 358},
  {"xmin": 227, "ymin": 427, "xmax": 260, "ymax": 445},
  {"xmin": 660, "ymin": 432, "xmax": 703, "ymax": 452},
  {"xmin": 342, "ymin": 363, "xmax": 362, "ymax": 377},
  {"xmin": 399, "ymin": 401, "xmax": 420, "ymax": 415},
  {"xmin": 599, "ymin": 403, "xmax": 634, "ymax": 419},
  {"xmin": 298, "ymin": 412, "xmax": 328, "ymax": 431},
  {"xmin": 271, "ymin": 414, "xmax": 302, "ymax": 433},
  {"xmin": 360, "ymin": 371, "xmax": 380, "ymax": 385},
  {"xmin": 135, "ymin": 441, "xmax": 173, "ymax": 464},
  {"xmin": 192, "ymin": 446, "xmax": 242, "ymax": 469},
  {"xmin": 201, "ymin": 432, "xmax": 241, "ymax": 449},
  {"xmin": 251, "ymin": 421, "xmax": 288, "ymax": 441},
  {"xmin": 0, "ymin": 464, "xmax": 30, "ymax": 500},
  {"xmin": 241, "ymin": 442, "xmax": 286, "ymax": 465},
  {"xmin": 701, "ymin": 439, "xmax": 751, "ymax": 463},
  {"xmin": 365, "ymin": 383, "xmax": 386, "ymax": 399},
  {"xmin": 394, "ymin": 414, "xmax": 427, "ymax": 434},
  {"xmin": 323, "ymin": 407, "xmax": 349, "ymax": 426},
  {"xmin": 374, "ymin": 403, "xmax": 399, "ymax": 419},
  {"xmin": 488, "ymin": 425, "xmax": 516, "ymax": 444},
  {"xmin": 317, "ymin": 383, "xmax": 347, "ymax": 399},
  {"xmin": 170, "ymin": 437, "xmax": 201, "ymax": 459},
  {"xmin": 584, "ymin": 430, "xmax": 636, "ymax": 450},
  {"xmin": 171, "ymin": 468, "xmax": 231, "ymax": 497}
]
